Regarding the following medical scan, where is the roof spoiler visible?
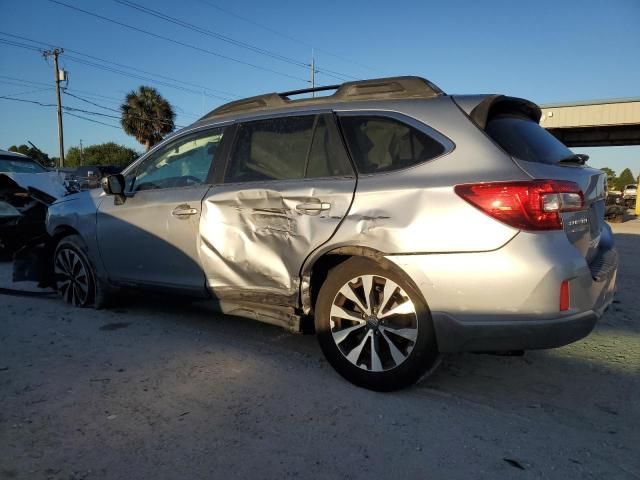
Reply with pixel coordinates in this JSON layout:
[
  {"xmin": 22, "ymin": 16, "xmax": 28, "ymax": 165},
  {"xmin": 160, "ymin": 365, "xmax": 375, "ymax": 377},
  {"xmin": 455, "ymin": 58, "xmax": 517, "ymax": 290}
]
[{"xmin": 453, "ymin": 95, "xmax": 542, "ymax": 129}]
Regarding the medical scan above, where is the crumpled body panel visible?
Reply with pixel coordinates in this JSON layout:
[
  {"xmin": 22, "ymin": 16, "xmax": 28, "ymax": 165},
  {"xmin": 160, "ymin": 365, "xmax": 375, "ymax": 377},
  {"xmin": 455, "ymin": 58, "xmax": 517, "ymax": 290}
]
[
  {"xmin": 0, "ymin": 171, "xmax": 69, "ymax": 201},
  {"xmin": 199, "ymin": 178, "xmax": 355, "ymax": 302}
]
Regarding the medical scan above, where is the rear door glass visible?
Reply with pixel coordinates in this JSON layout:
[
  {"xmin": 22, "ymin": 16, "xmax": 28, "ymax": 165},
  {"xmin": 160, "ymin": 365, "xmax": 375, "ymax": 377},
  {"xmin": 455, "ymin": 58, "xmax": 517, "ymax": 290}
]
[
  {"xmin": 485, "ymin": 115, "xmax": 573, "ymax": 164},
  {"xmin": 339, "ymin": 115, "xmax": 446, "ymax": 174},
  {"xmin": 225, "ymin": 114, "xmax": 353, "ymax": 183},
  {"xmin": 226, "ymin": 116, "xmax": 314, "ymax": 183}
]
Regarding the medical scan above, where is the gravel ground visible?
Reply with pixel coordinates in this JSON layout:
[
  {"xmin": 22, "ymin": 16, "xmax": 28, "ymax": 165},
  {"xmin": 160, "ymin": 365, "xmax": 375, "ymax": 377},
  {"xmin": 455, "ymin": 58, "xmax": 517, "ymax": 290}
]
[{"xmin": 1, "ymin": 220, "xmax": 639, "ymax": 479}]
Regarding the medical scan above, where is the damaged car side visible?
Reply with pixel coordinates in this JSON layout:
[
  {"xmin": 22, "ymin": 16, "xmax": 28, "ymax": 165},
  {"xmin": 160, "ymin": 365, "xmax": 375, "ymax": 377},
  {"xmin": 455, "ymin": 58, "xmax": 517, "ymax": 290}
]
[{"xmin": 31, "ymin": 77, "xmax": 618, "ymax": 391}]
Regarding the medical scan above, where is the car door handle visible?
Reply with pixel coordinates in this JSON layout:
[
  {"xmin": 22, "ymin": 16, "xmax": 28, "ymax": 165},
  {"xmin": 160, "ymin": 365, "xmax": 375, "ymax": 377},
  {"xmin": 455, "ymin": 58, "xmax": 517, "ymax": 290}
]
[
  {"xmin": 172, "ymin": 205, "xmax": 198, "ymax": 217},
  {"xmin": 296, "ymin": 200, "xmax": 331, "ymax": 215}
]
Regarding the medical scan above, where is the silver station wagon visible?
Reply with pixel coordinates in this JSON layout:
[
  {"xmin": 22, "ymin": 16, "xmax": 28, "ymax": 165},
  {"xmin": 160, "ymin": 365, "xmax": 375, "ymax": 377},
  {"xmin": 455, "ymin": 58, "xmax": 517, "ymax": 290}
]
[{"xmin": 47, "ymin": 77, "xmax": 618, "ymax": 390}]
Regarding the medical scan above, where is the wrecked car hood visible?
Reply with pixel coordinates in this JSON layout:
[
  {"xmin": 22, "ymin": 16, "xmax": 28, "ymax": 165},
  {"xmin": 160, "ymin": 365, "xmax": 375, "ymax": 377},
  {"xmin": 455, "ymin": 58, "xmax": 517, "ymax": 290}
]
[{"xmin": 0, "ymin": 171, "xmax": 69, "ymax": 203}]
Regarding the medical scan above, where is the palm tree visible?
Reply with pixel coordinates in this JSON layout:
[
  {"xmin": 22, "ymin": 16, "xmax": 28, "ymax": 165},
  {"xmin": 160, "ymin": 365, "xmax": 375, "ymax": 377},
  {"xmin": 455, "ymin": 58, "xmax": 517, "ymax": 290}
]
[{"xmin": 120, "ymin": 86, "xmax": 175, "ymax": 151}]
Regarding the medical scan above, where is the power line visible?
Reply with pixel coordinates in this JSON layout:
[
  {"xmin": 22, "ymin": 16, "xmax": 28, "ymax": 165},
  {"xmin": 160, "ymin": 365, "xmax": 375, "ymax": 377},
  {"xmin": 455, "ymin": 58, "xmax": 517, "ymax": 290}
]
[
  {"xmin": 0, "ymin": 74, "xmax": 121, "ymax": 104},
  {"xmin": 0, "ymin": 38, "xmax": 44, "ymax": 53},
  {"xmin": 0, "ymin": 73, "xmax": 200, "ymax": 120},
  {"xmin": 0, "ymin": 95, "xmax": 57, "ymax": 107},
  {"xmin": 63, "ymin": 89, "xmax": 200, "ymax": 119},
  {"xmin": 0, "ymin": 86, "xmax": 53, "ymax": 97},
  {"xmin": 115, "ymin": 0, "xmax": 307, "ymax": 68},
  {"xmin": 0, "ymin": 36, "xmax": 231, "ymax": 120},
  {"xmin": 62, "ymin": 90, "xmax": 121, "ymax": 113},
  {"xmin": 0, "ymin": 94, "xmax": 185, "ymax": 129},
  {"xmin": 195, "ymin": 0, "xmax": 379, "ymax": 75},
  {"xmin": 47, "ymin": 0, "xmax": 310, "ymax": 83},
  {"xmin": 64, "ymin": 51, "xmax": 238, "ymax": 99},
  {"xmin": 0, "ymin": 74, "xmax": 52, "ymax": 88},
  {"xmin": 0, "ymin": 31, "xmax": 239, "ymax": 101},
  {"xmin": 65, "ymin": 111, "xmax": 121, "ymax": 129},
  {"xmin": 114, "ymin": 0, "xmax": 359, "ymax": 82},
  {"xmin": 64, "ymin": 54, "xmax": 233, "ymax": 101}
]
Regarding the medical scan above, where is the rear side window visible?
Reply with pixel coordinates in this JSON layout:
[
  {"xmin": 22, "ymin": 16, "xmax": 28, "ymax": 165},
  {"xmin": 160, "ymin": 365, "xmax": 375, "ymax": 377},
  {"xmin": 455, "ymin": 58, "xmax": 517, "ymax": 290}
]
[
  {"xmin": 339, "ymin": 115, "xmax": 446, "ymax": 174},
  {"xmin": 306, "ymin": 115, "xmax": 353, "ymax": 178},
  {"xmin": 225, "ymin": 114, "xmax": 353, "ymax": 183},
  {"xmin": 486, "ymin": 115, "xmax": 573, "ymax": 164}
]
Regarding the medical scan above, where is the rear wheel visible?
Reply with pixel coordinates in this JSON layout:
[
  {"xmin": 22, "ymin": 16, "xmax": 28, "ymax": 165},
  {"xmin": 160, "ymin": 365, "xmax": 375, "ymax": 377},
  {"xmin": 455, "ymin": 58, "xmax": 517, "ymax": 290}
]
[
  {"xmin": 54, "ymin": 235, "xmax": 97, "ymax": 307},
  {"xmin": 315, "ymin": 257, "xmax": 440, "ymax": 391}
]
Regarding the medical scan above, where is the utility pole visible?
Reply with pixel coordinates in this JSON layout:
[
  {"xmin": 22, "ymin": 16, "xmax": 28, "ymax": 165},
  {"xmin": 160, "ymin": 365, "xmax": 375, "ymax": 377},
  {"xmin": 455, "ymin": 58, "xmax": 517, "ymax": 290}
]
[
  {"xmin": 43, "ymin": 48, "xmax": 65, "ymax": 167},
  {"xmin": 310, "ymin": 49, "xmax": 315, "ymax": 97},
  {"xmin": 79, "ymin": 139, "xmax": 83, "ymax": 166}
]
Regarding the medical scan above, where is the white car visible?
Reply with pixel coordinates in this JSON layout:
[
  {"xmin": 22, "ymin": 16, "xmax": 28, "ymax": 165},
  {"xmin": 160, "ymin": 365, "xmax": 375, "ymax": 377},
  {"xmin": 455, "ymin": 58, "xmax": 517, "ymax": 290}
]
[{"xmin": 623, "ymin": 184, "xmax": 637, "ymax": 198}]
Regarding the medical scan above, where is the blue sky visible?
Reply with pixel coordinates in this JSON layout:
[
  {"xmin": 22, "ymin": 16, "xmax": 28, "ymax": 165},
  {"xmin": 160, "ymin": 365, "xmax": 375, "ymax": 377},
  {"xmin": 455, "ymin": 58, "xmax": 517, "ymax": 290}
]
[{"xmin": 0, "ymin": 0, "xmax": 638, "ymax": 176}]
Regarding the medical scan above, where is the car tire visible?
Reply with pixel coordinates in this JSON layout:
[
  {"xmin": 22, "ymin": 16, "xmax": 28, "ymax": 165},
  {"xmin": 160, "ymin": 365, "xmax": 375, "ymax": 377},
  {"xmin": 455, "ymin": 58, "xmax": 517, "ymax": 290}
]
[
  {"xmin": 53, "ymin": 235, "xmax": 107, "ymax": 308},
  {"xmin": 315, "ymin": 257, "xmax": 440, "ymax": 391}
]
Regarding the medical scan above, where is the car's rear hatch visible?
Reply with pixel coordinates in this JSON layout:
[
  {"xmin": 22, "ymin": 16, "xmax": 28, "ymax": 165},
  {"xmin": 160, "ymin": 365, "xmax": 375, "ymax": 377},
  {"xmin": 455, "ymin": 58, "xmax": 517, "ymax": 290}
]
[
  {"xmin": 513, "ymin": 159, "xmax": 607, "ymax": 263},
  {"xmin": 479, "ymin": 101, "xmax": 607, "ymax": 263}
]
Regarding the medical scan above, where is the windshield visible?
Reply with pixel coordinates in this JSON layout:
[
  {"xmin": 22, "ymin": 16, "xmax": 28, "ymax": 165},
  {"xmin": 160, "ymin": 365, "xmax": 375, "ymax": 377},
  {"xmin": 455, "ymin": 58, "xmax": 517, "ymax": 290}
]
[
  {"xmin": 0, "ymin": 155, "xmax": 46, "ymax": 173},
  {"xmin": 486, "ymin": 115, "xmax": 573, "ymax": 164}
]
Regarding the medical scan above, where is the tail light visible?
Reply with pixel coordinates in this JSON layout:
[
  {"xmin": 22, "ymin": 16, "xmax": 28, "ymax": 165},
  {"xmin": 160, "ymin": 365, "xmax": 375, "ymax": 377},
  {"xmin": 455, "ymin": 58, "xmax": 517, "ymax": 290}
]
[{"xmin": 454, "ymin": 180, "xmax": 584, "ymax": 231}]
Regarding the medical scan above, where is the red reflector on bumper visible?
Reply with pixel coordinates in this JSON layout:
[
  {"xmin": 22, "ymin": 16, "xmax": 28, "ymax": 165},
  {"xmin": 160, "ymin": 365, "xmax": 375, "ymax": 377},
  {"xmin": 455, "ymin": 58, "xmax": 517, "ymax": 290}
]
[{"xmin": 560, "ymin": 280, "xmax": 570, "ymax": 311}]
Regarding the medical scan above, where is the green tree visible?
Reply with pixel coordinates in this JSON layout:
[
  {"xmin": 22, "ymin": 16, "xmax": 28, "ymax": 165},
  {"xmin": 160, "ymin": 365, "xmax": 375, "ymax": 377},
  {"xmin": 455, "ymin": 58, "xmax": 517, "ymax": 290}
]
[
  {"xmin": 65, "ymin": 142, "xmax": 140, "ymax": 168},
  {"xmin": 120, "ymin": 86, "xmax": 175, "ymax": 151},
  {"xmin": 600, "ymin": 167, "xmax": 617, "ymax": 190},
  {"xmin": 616, "ymin": 168, "xmax": 635, "ymax": 191},
  {"xmin": 8, "ymin": 144, "xmax": 54, "ymax": 167}
]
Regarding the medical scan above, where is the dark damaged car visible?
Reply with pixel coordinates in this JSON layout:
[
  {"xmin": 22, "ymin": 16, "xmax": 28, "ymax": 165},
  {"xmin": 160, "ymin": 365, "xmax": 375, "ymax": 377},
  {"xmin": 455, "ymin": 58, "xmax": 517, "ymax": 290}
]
[{"xmin": 0, "ymin": 150, "xmax": 68, "ymax": 253}]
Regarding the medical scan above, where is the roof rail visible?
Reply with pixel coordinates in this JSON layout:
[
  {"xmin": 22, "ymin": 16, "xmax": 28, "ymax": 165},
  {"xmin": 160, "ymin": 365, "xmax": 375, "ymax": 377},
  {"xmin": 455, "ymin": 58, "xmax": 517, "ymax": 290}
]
[
  {"xmin": 280, "ymin": 84, "xmax": 340, "ymax": 97},
  {"xmin": 201, "ymin": 76, "xmax": 445, "ymax": 120}
]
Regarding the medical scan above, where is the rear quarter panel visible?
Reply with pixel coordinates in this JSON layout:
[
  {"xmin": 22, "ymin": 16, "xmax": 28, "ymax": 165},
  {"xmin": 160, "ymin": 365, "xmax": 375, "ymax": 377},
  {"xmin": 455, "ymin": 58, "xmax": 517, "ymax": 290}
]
[{"xmin": 308, "ymin": 97, "xmax": 532, "ymax": 258}]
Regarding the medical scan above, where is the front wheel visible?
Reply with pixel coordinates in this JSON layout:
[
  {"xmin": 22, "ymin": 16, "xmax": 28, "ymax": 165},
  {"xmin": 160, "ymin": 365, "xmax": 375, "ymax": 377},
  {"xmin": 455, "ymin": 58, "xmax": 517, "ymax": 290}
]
[
  {"xmin": 53, "ymin": 235, "xmax": 97, "ymax": 307},
  {"xmin": 315, "ymin": 257, "xmax": 440, "ymax": 391}
]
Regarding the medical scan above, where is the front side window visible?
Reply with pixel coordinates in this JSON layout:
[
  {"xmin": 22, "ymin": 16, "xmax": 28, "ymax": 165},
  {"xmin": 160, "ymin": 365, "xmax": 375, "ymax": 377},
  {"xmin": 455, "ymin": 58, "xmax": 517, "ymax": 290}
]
[
  {"xmin": 133, "ymin": 128, "xmax": 224, "ymax": 191},
  {"xmin": 339, "ymin": 115, "xmax": 446, "ymax": 174}
]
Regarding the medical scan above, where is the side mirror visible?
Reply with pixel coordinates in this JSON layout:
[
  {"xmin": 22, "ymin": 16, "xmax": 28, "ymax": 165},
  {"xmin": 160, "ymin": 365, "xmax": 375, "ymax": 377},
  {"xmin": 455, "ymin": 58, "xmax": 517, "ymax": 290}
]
[{"xmin": 101, "ymin": 174, "xmax": 125, "ymax": 196}]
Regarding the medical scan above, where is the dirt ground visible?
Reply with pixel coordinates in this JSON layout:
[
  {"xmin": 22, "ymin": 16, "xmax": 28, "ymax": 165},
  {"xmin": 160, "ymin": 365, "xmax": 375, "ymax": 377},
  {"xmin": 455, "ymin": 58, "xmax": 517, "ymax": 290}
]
[{"xmin": 1, "ymin": 220, "xmax": 639, "ymax": 480}]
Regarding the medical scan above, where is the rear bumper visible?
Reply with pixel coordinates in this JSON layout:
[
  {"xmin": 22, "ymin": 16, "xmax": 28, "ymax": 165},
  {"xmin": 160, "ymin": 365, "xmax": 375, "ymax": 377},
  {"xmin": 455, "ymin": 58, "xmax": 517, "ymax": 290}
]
[
  {"xmin": 432, "ymin": 310, "xmax": 600, "ymax": 352},
  {"xmin": 385, "ymin": 230, "xmax": 618, "ymax": 353},
  {"xmin": 432, "ymin": 254, "xmax": 616, "ymax": 352}
]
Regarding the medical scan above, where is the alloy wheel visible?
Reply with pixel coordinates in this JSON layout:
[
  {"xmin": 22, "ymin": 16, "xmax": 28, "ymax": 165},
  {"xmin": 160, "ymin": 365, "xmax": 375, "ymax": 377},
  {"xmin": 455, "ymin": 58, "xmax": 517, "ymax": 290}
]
[
  {"xmin": 330, "ymin": 274, "xmax": 418, "ymax": 372},
  {"xmin": 54, "ymin": 247, "xmax": 90, "ymax": 306}
]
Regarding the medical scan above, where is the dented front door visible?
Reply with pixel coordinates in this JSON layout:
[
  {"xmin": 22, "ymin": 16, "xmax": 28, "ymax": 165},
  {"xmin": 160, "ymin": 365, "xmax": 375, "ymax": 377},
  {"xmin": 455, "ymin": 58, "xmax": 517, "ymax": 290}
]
[{"xmin": 198, "ymin": 113, "xmax": 356, "ymax": 305}]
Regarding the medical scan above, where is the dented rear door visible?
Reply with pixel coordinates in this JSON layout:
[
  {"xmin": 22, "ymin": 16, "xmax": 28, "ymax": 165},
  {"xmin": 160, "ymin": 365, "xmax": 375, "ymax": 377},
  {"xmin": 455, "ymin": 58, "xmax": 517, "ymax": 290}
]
[{"xmin": 199, "ymin": 113, "xmax": 356, "ymax": 305}]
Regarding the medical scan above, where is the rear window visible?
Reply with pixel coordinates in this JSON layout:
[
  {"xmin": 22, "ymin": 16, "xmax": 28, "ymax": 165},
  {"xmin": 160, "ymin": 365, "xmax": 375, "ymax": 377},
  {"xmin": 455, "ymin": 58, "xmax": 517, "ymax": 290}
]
[
  {"xmin": 339, "ymin": 115, "xmax": 446, "ymax": 174},
  {"xmin": 225, "ymin": 114, "xmax": 353, "ymax": 183},
  {"xmin": 0, "ymin": 155, "xmax": 46, "ymax": 173},
  {"xmin": 486, "ymin": 115, "xmax": 573, "ymax": 164}
]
